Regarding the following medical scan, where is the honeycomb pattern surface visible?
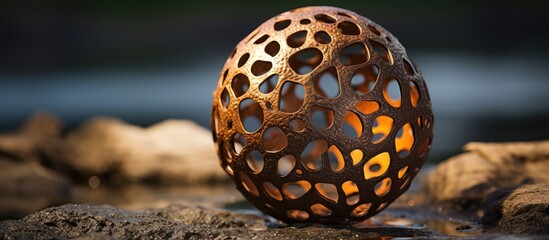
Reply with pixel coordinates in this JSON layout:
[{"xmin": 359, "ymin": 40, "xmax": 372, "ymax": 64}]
[{"xmin": 211, "ymin": 6, "xmax": 434, "ymax": 224}]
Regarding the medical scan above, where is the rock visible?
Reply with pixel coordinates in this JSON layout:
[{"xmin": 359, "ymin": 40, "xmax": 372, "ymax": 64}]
[
  {"xmin": 0, "ymin": 114, "xmax": 236, "ymax": 218},
  {"xmin": 0, "ymin": 204, "xmax": 441, "ymax": 239},
  {"xmin": 0, "ymin": 112, "xmax": 62, "ymax": 162},
  {"xmin": 19, "ymin": 112, "xmax": 63, "ymax": 138},
  {"xmin": 465, "ymin": 141, "xmax": 549, "ymax": 183},
  {"xmin": 464, "ymin": 141, "xmax": 549, "ymax": 164},
  {"xmin": 427, "ymin": 140, "xmax": 549, "ymax": 208},
  {"xmin": 0, "ymin": 158, "xmax": 71, "ymax": 219},
  {"xmin": 0, "ymin": 114, "xmax": 228, "ymax": 184},
  {"xmin": 57, "ymin": 117, "xmax": 227, "ymax": 184},
  {"xmin": 0, "ymin": 113, "xmax": 71, "ymax": 219},
  {"xmin": 482, "ymin": 184, "xmax": 549, "ymax": 235}
]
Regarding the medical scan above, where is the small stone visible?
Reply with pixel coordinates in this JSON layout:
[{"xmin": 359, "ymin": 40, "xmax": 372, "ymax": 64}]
[
  {"xmin": 57, "ymin": 117, "xmax": 228, "ymax": 184},
  {"xmin": 482, "ymin": 184, "xmax": 549, "ymax": 235},
  {"xmin": 456, "ymin": 225, "xmax": 472, "ymax": 231}
]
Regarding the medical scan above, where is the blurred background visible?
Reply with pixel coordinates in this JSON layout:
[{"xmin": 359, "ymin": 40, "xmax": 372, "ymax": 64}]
[{"xmin": 1, "ymin": 0, "xmax": 548, "ymax": 162}]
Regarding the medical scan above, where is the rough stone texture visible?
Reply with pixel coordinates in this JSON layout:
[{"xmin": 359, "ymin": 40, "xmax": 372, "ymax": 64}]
[
  {"xmin": 482, "ymin": 184, "xmax": 549, "ymax": 235},
  {"xmin": 0, "ymin": 204, "xmax": 441, "ymax": 239},
  {"xmin": 56, "ymin": 117, "xmax": 228, "ymax": 184},
  {"xmin": 427, "ymin": 140, "xmax": 549, "ymax": 207}
]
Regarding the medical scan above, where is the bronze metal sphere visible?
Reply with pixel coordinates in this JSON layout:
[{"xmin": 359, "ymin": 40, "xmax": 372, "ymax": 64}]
[{"xmin": 211, "ymin": 6, "xmax": 433, "ymax": 224}]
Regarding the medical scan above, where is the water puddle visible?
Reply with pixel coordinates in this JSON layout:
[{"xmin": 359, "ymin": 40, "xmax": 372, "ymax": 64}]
[
  {"xmin": 224, "ymin": 198, "xmax": 483, "ymax": 238},
  {"xmin": 353, "ymin": 215, "xmax": 482, "ymax": 237}
]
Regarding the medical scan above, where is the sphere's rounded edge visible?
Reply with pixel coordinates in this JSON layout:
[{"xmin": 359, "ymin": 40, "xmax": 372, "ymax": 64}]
[{"xmin": 210, "ymin": 5, "xmax": 434, "ymax": 225}]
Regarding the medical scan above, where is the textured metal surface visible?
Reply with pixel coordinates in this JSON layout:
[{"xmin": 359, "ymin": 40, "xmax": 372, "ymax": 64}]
[{"xmin": 211, "ymin": 6, "xmax": 433, "ymax": 224}]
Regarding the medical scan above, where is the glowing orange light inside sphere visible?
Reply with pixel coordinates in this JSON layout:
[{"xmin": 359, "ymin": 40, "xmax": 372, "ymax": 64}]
[{"xmin": 211, "ymin": 6, "xmax": 433, "ymax": 224}]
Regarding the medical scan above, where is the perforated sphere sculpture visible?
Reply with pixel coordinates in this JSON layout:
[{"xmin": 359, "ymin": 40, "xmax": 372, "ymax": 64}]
[{"xmin": 211, "ymin": 6, "xmax": 433, "ymax": 224}]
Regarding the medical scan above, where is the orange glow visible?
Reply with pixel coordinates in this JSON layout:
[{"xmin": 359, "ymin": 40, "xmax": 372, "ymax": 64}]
[
  {"xmin": 310, "ymin": 203, "xmax": 332, "ymax": 216},
  {"xmin": 282, "ymin": 180, "xmax": 311, "ymax": 199},
  {"xmin": 328, "ymin": 145, "xmax": 345, "ymax": 172},
  {"xmin": 409, "ymin": 81, "xmax": 420, "ymax": 107},
  {"xmin": 263, "ymin": 182, "xmax": 283, "ymax": 201},
  {"xmin": 301, "ymin": 139, "xmax": 327, "ymax": 171},
  {"xmin": 382, "ymin": 79, "xmax": 401, "ymax": 108},
  {"xmin": 372, "ymin": 116, "xmax": 393, "ymax": 143},
  {"xmin": 343, "ymin": 111, "xmax": 363, "ymax": 137},
  {"xmin": 395, "ymin": 123, "xmax": 414, "ymax": 154},
  {"xmin": 351, "ymin": 149, "xmax": 363, "ymax": 165},
  {"xmin": 286, "ymin": 210, "xmax": 309, "ymax": 220},
  {"xmin": 355, "ymin": 100, "xmax": 379, "ymax": 114},
  {"xmin": 351, "ymin": 203, "xmax": 372, "ymax": 217},
  {"xmin": 398, "ymin": 166, "xmax": 408, "ymax": 179},
  {"xmin": 239, "ymin": 172, "xmax": 259, "ymax": 197},
  {"xmin": 374, "ymin": 177, "xmax": 392, "ymax": 197},
  {"xmin": 364, "ymin": 152, "xmax": 390, "ymax": 179},
  {"xmin": 315, "ymin": 183, "xmax": 339, "ymax": 203},
  {"xmin": 342, "ymin": 181, "xmax": 360, "ymax": 205}
]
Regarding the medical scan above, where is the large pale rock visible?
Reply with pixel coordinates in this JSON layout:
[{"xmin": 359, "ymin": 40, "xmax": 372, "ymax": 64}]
[
  {"xmin": 0, "ymin": 204, "xmax": 441, "ymax": 239},
  {"xmin": 482, "ymin": 184, "xmax": 549, "ymax": 235},
  {"xmin": 59, "ymin": 117, "xmax": 227, "ymax": 184},
  {"xmin": 465, "ymin": 141, "xmax": 549, "ymax": 183},
  {"xmin": 427, "ymin": 140, "xmax": 549, "ymax": 207}
]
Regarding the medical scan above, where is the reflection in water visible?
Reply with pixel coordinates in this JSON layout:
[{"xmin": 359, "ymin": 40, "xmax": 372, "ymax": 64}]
[
  {"xmin": 424, "ymin": 219, "xmax": 482, "ymax": 237},
  {"xmin": 70, "ymin": 183, "xmax": 243, "ymax": 210},
  {"xmin": 353, "ymin": 214, "xmax": 481, "ymax": 237}
]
